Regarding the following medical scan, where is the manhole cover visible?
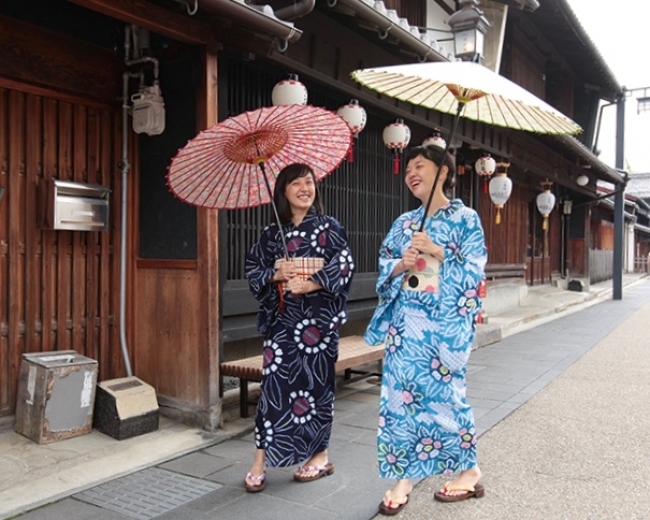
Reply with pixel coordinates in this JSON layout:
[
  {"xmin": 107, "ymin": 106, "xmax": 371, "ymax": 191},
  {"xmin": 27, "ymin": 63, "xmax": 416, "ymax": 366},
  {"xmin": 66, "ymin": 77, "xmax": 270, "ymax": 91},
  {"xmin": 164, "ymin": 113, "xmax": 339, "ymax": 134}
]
[{"xmin": 74, "ymin": 467, "xmax": 221, "ymax": 519}]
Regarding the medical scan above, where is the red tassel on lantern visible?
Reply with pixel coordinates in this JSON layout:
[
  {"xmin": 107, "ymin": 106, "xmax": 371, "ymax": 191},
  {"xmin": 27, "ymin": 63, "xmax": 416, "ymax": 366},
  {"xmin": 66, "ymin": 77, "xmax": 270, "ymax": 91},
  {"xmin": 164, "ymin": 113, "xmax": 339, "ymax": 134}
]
[
  {"xmin": 475, "ymin": 154, "xmax": 496, "ymax": 196},
  {"xmin": 337, "ymin": 99, "xmax": 366, "ymax": 165},
  {"xmin": 393, "ymin": 152, "xmax": 400, "ymax": 175},
  {"xmin": 383, "ymin": 119, "xmax": 411, "ymax": 176}
]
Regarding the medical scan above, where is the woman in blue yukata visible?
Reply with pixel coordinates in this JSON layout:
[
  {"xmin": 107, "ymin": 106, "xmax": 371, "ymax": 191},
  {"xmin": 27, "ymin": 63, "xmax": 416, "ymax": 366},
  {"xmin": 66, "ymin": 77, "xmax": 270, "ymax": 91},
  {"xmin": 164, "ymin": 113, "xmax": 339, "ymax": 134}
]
[
  {"xmin": 243, "ymin": 163, "xmax": 355, "ymax": 493},
  {"xmin": 365, "ymin": 145, "xmax": 487, "ymax": 515}
]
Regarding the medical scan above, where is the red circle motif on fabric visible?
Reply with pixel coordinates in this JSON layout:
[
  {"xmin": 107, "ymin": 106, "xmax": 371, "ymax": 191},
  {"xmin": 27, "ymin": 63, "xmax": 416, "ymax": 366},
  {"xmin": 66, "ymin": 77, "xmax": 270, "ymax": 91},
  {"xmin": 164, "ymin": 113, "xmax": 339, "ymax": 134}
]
[
  {"xmin": 262, "ymin": 347, "xmax": 274, "ymax": 367},
  {"xmin": 302, "ymin": 326, "xmax": 321, "ymax": 346},
  {"xmin": 292, "ymin": 397, "xmax": 311, "ymax": 416}
]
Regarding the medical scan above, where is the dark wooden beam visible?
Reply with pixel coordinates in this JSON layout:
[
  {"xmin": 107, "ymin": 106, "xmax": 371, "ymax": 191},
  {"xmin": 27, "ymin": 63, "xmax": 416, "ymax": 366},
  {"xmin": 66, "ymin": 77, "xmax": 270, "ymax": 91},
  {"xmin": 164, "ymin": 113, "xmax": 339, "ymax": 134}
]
[
  {"xmin": 0, "ymin": 14, "xmax": 120, "ymax": 103},
  {"xmin": 67, "ymin": 0, "xmax": 215, "ymax": 45}
]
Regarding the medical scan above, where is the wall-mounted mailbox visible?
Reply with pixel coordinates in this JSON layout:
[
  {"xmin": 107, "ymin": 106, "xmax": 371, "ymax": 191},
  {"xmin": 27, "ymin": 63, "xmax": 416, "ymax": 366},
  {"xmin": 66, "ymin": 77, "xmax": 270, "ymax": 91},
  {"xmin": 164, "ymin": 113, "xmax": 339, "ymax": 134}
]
[{"xmin": 42, "ymin": 180, "xmax": 110, "ymax": 231}]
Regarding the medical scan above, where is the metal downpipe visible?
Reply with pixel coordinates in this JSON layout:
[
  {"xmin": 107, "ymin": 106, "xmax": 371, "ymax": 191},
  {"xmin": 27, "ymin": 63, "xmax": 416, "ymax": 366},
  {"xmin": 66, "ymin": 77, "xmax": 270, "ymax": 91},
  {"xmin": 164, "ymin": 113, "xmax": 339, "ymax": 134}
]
[{"xmin": 119, "ymin": 71, "xmax": 133, "ymax": 377}]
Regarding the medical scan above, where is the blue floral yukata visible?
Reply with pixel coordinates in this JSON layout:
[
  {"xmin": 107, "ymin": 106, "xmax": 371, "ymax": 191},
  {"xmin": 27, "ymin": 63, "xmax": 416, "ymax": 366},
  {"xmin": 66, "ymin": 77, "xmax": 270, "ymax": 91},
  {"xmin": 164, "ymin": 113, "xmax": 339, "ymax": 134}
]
[
  {"xmin": 364, "ymin": 199, "xmax": 487, "ymax": 480},
  {"xmin": 245, "ymin": 212, "xmax": 354, "ymax": 467}
]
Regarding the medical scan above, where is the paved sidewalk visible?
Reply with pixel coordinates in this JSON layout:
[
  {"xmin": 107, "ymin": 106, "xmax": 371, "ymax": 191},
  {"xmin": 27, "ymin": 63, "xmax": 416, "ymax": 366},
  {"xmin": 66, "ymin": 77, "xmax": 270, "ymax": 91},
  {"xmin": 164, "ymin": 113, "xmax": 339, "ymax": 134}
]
[
  {"xmin": 391, "ymin": 279, "xmax": 650, "ymax": 520},
  {"xmin": 2, "ymin": 275, "xmax": 648, "ymax": 519}
]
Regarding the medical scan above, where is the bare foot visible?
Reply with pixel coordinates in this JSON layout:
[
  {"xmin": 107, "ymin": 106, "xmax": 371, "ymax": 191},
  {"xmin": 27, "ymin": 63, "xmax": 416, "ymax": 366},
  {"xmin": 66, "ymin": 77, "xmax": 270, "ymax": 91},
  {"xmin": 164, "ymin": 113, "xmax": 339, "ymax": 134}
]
[
  {"xmin": 382, "ymin": 479, "xmax": 413, "ymax": 508},
  {"xmin": 245, "ymin": 449, "xmax": 266, "ymax": 489},
  {"xmin": 438, "ymin": 466, "xmax": 482, "ymax": 497},
  {"xmin": 294, "ymin": 450, "xmax": 329, "ymax": 480}
]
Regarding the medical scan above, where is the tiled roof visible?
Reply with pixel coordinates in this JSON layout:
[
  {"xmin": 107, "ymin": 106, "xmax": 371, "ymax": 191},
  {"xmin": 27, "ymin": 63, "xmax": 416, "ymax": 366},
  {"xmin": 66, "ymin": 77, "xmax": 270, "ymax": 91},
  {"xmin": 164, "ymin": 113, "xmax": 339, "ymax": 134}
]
[{"xmin": 626, "ymin": 173, "xmax": 650, "ymax": 198}]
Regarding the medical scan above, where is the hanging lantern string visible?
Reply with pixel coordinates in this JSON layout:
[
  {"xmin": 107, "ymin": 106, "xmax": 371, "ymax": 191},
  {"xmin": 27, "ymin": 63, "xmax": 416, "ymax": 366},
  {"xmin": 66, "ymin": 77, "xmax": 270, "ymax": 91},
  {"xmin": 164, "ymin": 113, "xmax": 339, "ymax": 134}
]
[{"xmin": 419, "ymin": 102, "xmax": 465, "ymax": 232}]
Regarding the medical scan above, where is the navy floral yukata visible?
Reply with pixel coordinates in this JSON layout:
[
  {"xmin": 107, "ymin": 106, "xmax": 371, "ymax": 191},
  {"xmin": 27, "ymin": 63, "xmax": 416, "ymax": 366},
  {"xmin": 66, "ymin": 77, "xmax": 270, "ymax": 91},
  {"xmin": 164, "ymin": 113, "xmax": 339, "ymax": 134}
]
[
  {"xmin": 364, "ymin": 200, "xmax": 487, "ymax": 479},
  {"xmin": 245, "ymin": 212, "xmax": 354, "ymax": 467}
]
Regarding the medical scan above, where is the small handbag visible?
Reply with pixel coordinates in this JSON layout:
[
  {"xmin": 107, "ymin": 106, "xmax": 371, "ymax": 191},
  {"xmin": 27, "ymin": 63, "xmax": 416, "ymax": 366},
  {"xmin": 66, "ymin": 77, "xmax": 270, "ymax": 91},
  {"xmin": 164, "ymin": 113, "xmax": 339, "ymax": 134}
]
[{"xmin": 274, "ymin": 257, "xmax": 325, "ymax": 311}]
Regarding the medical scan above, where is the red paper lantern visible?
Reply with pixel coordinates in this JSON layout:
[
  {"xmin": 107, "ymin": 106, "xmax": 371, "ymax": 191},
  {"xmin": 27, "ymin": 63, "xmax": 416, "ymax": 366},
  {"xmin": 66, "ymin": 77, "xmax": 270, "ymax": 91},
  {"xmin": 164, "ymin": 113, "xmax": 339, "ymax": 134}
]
[{"xmin": 383, "ymin": 119, "xmax": 411, "ymax": 174}]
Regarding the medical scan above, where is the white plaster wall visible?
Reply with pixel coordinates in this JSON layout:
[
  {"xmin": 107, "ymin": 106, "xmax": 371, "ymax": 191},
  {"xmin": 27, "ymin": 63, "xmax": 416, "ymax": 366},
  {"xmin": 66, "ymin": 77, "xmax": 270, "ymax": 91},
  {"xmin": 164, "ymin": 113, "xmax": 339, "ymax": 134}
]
[{"xmin": 625, "ymin": 222, "xmax": 635, "ymax": 272}]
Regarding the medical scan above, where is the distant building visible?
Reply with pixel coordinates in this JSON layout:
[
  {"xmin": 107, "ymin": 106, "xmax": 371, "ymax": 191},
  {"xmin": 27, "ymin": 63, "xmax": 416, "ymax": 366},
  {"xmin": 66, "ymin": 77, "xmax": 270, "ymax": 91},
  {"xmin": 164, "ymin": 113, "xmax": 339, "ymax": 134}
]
[{"xmin": 626, "ymin": 173, "xmax": 650, "ymax": 200}]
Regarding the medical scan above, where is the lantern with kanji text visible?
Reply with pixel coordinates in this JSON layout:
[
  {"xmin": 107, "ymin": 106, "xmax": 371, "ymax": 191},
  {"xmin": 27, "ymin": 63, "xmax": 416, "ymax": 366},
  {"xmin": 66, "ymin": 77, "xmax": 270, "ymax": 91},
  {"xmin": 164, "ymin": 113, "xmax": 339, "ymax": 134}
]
[
  {"xmin": 488, "ymin": 161, "xmax": 512, "ymax": 224},
  {"xmin": 475, "ymin": 153, "xmax": 496, "ymax": 193},
  {"xmin": 536, "ymin": 181, "xmax": 556, "ymax": 231}
]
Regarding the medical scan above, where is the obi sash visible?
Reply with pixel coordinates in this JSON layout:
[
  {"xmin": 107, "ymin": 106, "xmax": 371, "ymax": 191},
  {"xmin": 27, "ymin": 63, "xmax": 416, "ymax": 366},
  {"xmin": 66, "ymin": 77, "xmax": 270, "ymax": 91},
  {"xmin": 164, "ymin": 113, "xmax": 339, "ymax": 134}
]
[
  {"xmin": 274, "ymin": 257, "xmax": 325, "ymax": 311},
  {"xmin": 274, "ymin": 257, "xmax": 324, "ymax": 279},
  {"xmin": 402, "ymin": 255, "xmax": 440, "ymax": 292}
]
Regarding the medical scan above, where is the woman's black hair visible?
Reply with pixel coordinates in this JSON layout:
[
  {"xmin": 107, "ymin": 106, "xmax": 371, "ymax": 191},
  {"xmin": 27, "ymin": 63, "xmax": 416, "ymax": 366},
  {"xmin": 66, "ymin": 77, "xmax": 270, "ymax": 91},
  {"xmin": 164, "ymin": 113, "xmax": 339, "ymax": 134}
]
[
  {"xmin": 404, "ymin": 145, "xmax": 457, "ymax": 192},
  {"xmin": 273, "ymin": 163, "xmax": 324, "ymax": 224}
]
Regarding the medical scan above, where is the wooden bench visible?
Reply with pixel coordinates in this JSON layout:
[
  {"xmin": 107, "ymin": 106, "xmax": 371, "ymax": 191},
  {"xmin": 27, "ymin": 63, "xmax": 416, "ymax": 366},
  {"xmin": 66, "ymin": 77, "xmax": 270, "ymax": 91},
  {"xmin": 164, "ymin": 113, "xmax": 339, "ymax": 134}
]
[{"xmin": 220, "ymin": 335, "xmax": 384, "ymax": 418}]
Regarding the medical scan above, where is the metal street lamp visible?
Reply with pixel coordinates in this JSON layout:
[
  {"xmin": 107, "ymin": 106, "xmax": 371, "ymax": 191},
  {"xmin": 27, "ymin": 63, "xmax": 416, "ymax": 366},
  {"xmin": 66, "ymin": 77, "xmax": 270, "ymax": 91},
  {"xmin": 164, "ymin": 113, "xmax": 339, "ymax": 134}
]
[
  {"xmin": 447, "ymin": 0, "xmax": 491, "ymax": 62},
  {"xmin": 613, "ymin": 85, "xmax": 650, "ymax": 299},
  {"xmin": 634, "ymin": 87, "xmax": 650, "ymax": 114}
]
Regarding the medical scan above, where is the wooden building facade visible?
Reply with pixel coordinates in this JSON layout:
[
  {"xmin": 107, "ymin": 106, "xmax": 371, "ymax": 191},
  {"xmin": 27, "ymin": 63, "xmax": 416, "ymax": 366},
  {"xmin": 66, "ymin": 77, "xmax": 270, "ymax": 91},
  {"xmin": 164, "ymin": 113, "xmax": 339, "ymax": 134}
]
[{"xmin": 0, "ymin": 0, "xmax": 626, "ymax": 426}]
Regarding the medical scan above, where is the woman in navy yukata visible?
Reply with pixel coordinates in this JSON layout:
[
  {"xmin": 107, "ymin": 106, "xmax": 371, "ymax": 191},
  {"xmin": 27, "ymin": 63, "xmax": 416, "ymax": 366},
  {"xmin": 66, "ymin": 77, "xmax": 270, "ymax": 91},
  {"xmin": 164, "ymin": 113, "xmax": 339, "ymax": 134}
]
[
  {"xmin": 243, "ymin": 163, "xmax": 355, "ymax": 492},
  {"xmin": 364, "ymin": 145, "xmax": 487, "ymax": 515}
]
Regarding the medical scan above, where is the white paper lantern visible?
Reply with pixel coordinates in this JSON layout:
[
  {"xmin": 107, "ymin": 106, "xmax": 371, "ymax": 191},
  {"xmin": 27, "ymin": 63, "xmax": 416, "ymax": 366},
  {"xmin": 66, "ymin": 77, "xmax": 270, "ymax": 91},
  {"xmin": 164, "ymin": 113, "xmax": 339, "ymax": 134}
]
[
  {"xmin": 337, "ymin": 99, "xmax": 366, "ymax": 136},
  {"xmin": 475, "ymin": 154, "xmax": 496, "ymax": 193},
  {"xmin": 489, "ymin": 173, "xmax": 513, "ymax": 224},
  {"xmin": 383, "ymin": 119, "xmax": 411, "ymax": 174},
  {"xmin": 536, "ymin": 185, "xmax": 556, "ymax": 230},
  {"xmin": 422, "ymin": 131, "xmax": 446, "ymax": 149},
  {"xmin": 337, "ymin": 99, "xmax": 366, "ymax": 163},
  {"xmin": 271, "ymin": 73, "xmax": 308, "ymax": 106}
]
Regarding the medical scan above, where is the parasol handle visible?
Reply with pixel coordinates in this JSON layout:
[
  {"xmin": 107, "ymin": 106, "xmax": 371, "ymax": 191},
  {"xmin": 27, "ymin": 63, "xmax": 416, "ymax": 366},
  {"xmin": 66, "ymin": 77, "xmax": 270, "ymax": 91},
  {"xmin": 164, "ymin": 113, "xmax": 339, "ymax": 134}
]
[
  {"xmin": 258, "ymin": 161, "xmax": 290, "ymax": 258},
  {"xmin": 419, "ymin": 102, "xmax": 465, "ymax": 233}
]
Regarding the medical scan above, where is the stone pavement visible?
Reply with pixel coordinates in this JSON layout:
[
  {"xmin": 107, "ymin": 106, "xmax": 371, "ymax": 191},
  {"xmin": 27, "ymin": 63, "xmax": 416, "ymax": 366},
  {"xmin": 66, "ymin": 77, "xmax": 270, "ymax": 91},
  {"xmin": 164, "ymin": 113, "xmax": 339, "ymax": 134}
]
[{"xmin": 1, "ymin": 274, "xmax": 648, "ymax": 520}]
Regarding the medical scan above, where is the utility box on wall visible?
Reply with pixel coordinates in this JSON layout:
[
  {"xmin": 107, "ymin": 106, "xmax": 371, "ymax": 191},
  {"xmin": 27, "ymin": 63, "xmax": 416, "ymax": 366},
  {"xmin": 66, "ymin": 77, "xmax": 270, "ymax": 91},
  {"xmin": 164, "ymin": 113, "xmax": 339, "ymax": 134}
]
[
  {"xmin": 14, "ymin": 351, "xmax": 98, "ymax": 444},
  {"xmin": 40, "ymin": 179, "xmax": 110, "ymax": 231}
]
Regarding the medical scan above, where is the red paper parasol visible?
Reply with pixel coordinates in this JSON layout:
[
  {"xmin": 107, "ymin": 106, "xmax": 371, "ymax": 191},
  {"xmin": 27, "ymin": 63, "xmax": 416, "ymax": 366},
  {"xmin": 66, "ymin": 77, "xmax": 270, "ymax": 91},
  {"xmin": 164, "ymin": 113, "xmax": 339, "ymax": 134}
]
[{"xmin": 167, "ymin": 104, "xmax": 352, "ymax": 210}]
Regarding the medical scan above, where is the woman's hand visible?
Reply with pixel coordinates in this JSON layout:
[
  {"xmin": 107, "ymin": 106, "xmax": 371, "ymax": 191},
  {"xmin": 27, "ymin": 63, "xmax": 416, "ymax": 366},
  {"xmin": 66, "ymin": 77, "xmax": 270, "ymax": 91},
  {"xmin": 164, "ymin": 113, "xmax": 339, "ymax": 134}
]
[
  {"xmin": 391, "ymin": 246, "xmax": 419, "ymax": 277},
  {"xmin": 285, "ymin": 277, "xmax": 321, "ymax": 295},
  {"xmin": 411, "ymin": 232, "xmax": 445, "ymax": 261},
  {"xmin": 272, "ymin": 259, "xmax": 296, "ymax": 282},
  {"xmin": 401, "ymin": 246, "xmax": 419, "ymax": 270}
]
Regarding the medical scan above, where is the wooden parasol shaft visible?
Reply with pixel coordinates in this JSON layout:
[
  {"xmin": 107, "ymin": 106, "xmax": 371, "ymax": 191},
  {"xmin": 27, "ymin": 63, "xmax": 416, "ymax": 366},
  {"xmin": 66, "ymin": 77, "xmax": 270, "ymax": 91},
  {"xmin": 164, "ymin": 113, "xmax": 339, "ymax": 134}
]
[
  {"xmin": 419, "ymin": 101, "xmax": 465, "ymax": 232},
  {"xmin": 258, "ymin": 161, "xmax": 290, "ymax": 258}
]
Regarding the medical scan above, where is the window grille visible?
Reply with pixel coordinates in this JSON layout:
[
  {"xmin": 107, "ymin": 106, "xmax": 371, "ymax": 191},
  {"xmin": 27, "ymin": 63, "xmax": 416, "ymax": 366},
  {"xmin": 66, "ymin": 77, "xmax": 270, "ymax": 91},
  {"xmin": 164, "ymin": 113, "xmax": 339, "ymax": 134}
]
[{"xmin": 220, "ymin": 56, "xmax": 408, "ymax": 282}]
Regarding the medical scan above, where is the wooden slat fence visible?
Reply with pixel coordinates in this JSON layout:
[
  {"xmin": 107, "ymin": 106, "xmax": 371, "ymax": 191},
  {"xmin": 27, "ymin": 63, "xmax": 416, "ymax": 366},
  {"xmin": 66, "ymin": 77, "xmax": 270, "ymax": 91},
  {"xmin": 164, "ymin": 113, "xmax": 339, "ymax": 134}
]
[
  {"xmin": 0, "ymin": 84, "xmax": 120, "ymax": 417},
  {"xmin": 589, "ymin": 249, "xmax": 613, "ymax": 284}
]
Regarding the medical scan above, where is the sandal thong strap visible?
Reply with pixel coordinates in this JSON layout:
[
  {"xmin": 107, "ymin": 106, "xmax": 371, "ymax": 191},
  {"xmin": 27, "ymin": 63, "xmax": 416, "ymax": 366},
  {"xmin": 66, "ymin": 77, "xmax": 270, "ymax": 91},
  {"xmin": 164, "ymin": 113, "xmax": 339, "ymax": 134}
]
[
  {"xmin": 246, "ymin": 472, "xmax": 266, "ymax": 483},
  {"xmin": 441, "ymin": 481, "xmax": 476, "ymax": 494},
  {"xmin": 386, "ymin": 496, "xmax": 409, "ymax": 507},
  {"xmin": 297, "ymin": 464, "xmax": 327, "ymax": 473}
]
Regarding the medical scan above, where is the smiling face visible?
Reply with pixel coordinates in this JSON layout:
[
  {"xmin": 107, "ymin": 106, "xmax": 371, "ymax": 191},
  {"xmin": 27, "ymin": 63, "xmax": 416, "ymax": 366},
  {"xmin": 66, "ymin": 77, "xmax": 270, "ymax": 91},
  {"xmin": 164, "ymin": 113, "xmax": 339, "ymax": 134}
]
[
  {"xmin": 285, "ymin": 172, "xmax": 316, "ymax": 214},
  {"xmin": 405, "ymin": 154, "xmax": 447, "ymax": 204}
]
